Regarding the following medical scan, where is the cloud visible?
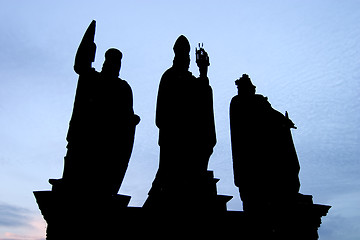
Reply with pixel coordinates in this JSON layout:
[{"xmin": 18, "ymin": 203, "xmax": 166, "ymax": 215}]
[
  {"xmin": 0, "ymin": 232, "xmax": 44, "ymax": 240},
  {"xmin": 0, "ymin": 203, "xmax": 31, "ymax": 228},
  {"xmin": 0, "ymin": 203, "xmax": 46, "ymax": 240}
]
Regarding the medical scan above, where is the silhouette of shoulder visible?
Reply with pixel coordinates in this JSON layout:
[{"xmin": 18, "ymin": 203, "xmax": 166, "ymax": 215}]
[
  {"xmin": 118, "ymin": 78, "xmax": 133, "ymax": 102},
  {"xmin": 230, "ymin": 94, "xmax": 270, "ymax": 107},
  {"xmin": 161, "ymin": 66, "xmax": 195, "ymax": 82},
  {"xmin": 254, "ymin": 94, "xmax": 268, "ymax": 102},
  {"xmin": 118, "ymin": 78, "xmax": 132, "ymax": 90}
]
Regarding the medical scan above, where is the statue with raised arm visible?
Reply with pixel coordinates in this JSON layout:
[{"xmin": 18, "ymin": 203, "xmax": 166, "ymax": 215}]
[
  {"xmin": 144, "ymin": 35, "xmax": 216, "ymax": 208},
  {"xmin": 51, "ymin": 20, "xmax": 140, "ymax": 196}
]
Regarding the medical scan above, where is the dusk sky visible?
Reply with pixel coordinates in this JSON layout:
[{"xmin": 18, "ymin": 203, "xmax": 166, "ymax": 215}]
[{"xmin": 1, "ymin": 1, "xmax": 360, "ymax": 239}]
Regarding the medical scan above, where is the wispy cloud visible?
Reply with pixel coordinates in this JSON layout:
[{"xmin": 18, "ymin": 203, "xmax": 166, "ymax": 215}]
[
  {"xmin": 0, "ymin": 203, "xmax": 46, "ymax": 240},
  {"xmin": 0, "ymin": 203, "xmax": 31, "ymax": 228},
  {"xmin": 0, "ymin": 232, "xmax": 45, "ymax": 240}
]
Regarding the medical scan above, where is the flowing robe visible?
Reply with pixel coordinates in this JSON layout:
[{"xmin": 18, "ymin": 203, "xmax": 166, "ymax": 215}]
[
  {"xmin": 151, "ymin": 65, "xmax": 216, "ymax": 194},
  {"xmin": 230, "ymin": 94, "xmax": 300, "ymax": 209},
  {"xmin": 63, "ymin": 69, "xmax": 138, "ymax": 195}
]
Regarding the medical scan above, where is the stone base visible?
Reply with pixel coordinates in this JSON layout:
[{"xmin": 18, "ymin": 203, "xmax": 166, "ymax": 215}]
[{"xmin": 34, "ymin": 190, "xmax": 330, "ymax": 240}]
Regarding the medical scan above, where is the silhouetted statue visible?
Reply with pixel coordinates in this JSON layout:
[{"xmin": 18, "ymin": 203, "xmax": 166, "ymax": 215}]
[
  {"xmin": 230, "ymin": 74, "xmax": 300, "ymax": 212},
  {"xmin": 144, "ymin": 36, "xmax": 216, "ymax": 208},
  {"xmin": 51, "ymin": 20, "xmax": 140, "ymax": 196},
  {"xmin": 229, "ymin": 74, "xmax": 331, "ymax": 239}
]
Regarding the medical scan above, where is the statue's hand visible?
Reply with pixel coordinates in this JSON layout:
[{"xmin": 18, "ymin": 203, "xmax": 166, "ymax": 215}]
[
  {"xmin": 74, "ymin": 20, "xmax": 97, "ymax": 74},
  {"xmin": 133, "ymin": 114, "xmax": 141, "ymax": 126},
  {"xmin": 285, "ymin": 111, "xmax": 297, "ymax": 129},
  {"xmin": 196, "ymin": 43, "xmax": 210, "ymax": 77}
]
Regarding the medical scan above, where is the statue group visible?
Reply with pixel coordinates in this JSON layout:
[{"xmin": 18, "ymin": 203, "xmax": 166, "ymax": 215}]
[{"xmin": 34, "ymin": 21, "xmax": 330, "ymax": 240}]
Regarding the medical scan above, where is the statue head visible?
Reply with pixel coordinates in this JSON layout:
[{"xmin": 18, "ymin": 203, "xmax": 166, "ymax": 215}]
[
  {"xmin": 235, "ymin": 74, "xmax": 256, "ymax": 96},
  {"xmin": 173, "ymin": 35, "xmax": 190, "ymax": 71},
  {"xmin": 101, "ymin": 48, "xmax": 122, "ymax": 78}
]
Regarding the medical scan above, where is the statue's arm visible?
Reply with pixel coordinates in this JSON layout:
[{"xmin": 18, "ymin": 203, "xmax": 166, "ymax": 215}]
[
  {"xmin": 74, "ymin": 20, "xmax": 97, "ymax": 75},
  {"xmin": 196, "ymin": 44, "xmax": 210, "ymax": 78},
  {"xmin": 125, "ymin": 81, "xmax": 140, "ymax": 126},
  {"xmin": 155, "ymin": 73, "xmax": 169, "ymax": 129}
]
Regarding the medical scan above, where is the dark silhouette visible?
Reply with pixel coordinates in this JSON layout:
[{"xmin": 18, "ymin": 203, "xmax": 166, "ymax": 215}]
[
  {"xmin": 33, "ymin": 26, "xmax": 331, "ymax": 239},
  {"xmin": 230, "ymin": 73, "xmax": 299, "ymax": 211},
  {"xmin": 230, "ymin": 74, "xmax": 330, "ymax": 239},
  {"xmin": 144, "ymin": 36, "xmax": 217, "ymax": 209},
  {"xmin": 51, "ymin": 20, "xmax": 140, "ymax": 196}
]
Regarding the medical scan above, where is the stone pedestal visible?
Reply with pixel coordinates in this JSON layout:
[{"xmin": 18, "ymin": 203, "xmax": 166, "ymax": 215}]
[
  {"xmin": 34, "ymin": 190, "xmax": 131, "ymax": 239},
  {"xmin": 34, "ymin": 171, "xmax": 330, "ymax": 239},
  {"xmin": 143, "ymin": 170, "xmax": 233, "ymax": 212}
]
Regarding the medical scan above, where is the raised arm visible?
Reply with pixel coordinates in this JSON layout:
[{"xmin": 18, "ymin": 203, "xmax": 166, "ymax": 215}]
[
  {"xmin": 74, "ymin": 20, "xmax": 97, "ymax": 75},
  {"xmin": 195, "ymin": 43, "xmax": 210, "ymax": 78}
]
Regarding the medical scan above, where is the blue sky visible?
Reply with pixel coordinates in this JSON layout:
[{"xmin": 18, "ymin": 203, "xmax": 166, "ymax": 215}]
[{"xmin": 1, "ymin": 1, "xmax": 360, "ymax": 239}]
